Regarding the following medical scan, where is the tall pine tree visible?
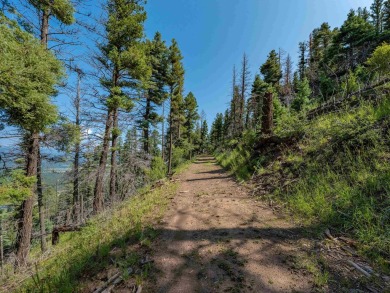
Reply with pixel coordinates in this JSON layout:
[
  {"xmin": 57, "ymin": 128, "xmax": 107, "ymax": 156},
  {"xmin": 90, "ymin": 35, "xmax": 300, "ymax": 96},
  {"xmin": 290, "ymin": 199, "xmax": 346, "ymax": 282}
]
[
  {"xmin": 94, "ymin": 0, "xmax": 150, "ymax": 210},
  {"xmin": 166, "ymin": 39, "xmax": 185, "ymax": 174},
  {"xmin": 0, "ymin": 16, "xmax": 63, "ymax": 265}
]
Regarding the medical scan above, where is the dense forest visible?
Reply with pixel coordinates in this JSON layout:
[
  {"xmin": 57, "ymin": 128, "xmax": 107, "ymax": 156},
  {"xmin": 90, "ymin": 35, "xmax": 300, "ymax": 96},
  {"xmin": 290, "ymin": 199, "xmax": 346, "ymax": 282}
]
[{"xmin": 0, "ymin": 0, "xmax": 389, "ymax": 292}]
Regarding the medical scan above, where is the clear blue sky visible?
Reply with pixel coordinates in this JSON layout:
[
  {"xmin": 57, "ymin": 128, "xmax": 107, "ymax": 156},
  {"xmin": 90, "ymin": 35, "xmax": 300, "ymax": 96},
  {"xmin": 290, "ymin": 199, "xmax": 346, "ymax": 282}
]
[{"xmin": 143, "ymin": 0, "xmax": 371, "ymax": 123}]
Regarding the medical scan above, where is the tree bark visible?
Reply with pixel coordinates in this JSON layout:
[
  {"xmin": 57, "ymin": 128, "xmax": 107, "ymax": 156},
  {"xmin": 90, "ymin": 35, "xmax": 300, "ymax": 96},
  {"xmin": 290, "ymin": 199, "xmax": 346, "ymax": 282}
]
[
  {"xmin": 168, "ymin": 88, "xmax": 174, "ymax": 175},
  {"xmin": 73, "ymin": 71, "xmax": 81, "ymax": 223},
  {"xmin": 15, "ymin": 132, "xmax": 39, "ymax": 266},
  {"xmin": 0, "ymin": 215, "xmax": 4, "ymax": 272},
  {"xmin": 32, "ymin": 6, "xmax": 50, "ymax": 256},
  {"xmin": 261, "ymin": 92, "xmax": 273, "ymax": 135},
  {"xmin": 143, "ymin": 97, "xmax": 151, "ymax": 154},
  {"xmin": 40, "ymin": 8, "xmax": 49, "ymax": 46},
  {"xmin": 161, "ymin": 102, "xmax": 165, "ymax": 161},
  {"xmin": 109, "ymin": 108, "xmax": 119, "ymax": 203},
  {"xmin": 37, "ymin": 148, "xmax": 46, "ymax": 252},
  {"xmin": 93, "ymin": 109, "xmax": 113, "ymax": 213},
  {"xmin": 168, "ymin": 125, "xmax": 173, "ymax": 175}
]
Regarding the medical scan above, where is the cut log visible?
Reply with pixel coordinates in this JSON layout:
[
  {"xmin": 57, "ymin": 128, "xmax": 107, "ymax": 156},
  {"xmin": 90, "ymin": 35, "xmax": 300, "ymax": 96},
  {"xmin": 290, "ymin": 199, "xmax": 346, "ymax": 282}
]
[{"xmin": 52, "ymin": 225, "xmax": 81, "ymax": 245}]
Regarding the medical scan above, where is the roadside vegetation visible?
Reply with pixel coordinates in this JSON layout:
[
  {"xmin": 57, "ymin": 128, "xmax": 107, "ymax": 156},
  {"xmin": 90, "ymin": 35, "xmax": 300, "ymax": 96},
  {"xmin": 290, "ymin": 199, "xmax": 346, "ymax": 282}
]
[
  {"xmin": 3, "ymin": 180, "xmax": 178, "ymax": 292},
  {"xmin": 210, "ymin": 1, "xmax": 390, "ymax": 273}
]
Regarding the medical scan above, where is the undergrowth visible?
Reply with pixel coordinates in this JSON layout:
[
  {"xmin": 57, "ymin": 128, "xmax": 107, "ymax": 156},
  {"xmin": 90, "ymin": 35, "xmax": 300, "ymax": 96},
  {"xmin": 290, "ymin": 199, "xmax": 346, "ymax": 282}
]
[
  {"xmin": 2, "ymin": 182, "xmax": 178, "ymax": 292},
  {"xmin": 216, "ymin": 97, "xmax": 390, "ymax": 269}
]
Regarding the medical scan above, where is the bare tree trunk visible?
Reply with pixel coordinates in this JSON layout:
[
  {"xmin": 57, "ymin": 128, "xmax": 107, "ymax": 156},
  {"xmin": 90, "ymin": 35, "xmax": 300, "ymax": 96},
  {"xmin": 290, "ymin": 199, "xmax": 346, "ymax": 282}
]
[
  {"xmin": 73, "ymin": 71, "xmax": 81, "ymax": 223},
  {"xmin": 168, "ymin": 125, "xmax": 173, "ymax": 175},
  {"xmin": 231, "ymin": 66, "xmax": 237, "ymax": 137},
  {"xmin": 239, "ymin": 54, "xmax": 249, "ymax": 133},
  {"xmin": 143, "ymin": 97, "xmax": 151, "ymax": 154},
  {"xmin": 161, "ymin": 102, "xmax": 165, "ymax": 161},
  {"xmin": 168, "ymin": 88, "xmax": 174, "ymax": 175},
  {"xmin": 93, "ymin": 110, "xmax": 113, "ymax": 213},
  {"xmin": 15, "ymin": 132, "xmax": 39, "ymax": 266},
  {"xmin": 31, "ymin": 6, "xmax": 50, "ymax": 256},
  {"xmin": 0, "ymin": 215, "xmax": 4, "ymax": 273},
  {"xmin": 261, "ymin": 92, "xmax": 273, "ymax": 135},
  {"xmin": 37, "ymin": 148, "xmax": 46, "ymax": 252},
  {"xmin": 109, "ymin": 108, "xmax": 119, "ymax": 203},
  {"xmin": 40, "ymin": 8, "xmax": 49, "ymax": 46}
]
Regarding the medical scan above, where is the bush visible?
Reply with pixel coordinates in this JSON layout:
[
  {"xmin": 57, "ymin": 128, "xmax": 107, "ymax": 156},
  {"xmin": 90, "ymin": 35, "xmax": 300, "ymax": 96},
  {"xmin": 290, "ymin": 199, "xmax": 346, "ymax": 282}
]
[
  {"xmin": 172, "ymin": 147, "xmax": 186, "ymax": 169},
  {"xmin": 147, "ymin": 156, "xmax": 167, "ymax": 182}
]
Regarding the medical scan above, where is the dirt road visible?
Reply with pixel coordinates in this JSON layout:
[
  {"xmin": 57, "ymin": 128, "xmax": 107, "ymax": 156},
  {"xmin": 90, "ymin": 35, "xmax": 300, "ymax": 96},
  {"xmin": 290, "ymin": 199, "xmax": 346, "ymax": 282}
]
[{"xmin": 144, "ymin": 156, "xmax": 314, "ymax": 292}]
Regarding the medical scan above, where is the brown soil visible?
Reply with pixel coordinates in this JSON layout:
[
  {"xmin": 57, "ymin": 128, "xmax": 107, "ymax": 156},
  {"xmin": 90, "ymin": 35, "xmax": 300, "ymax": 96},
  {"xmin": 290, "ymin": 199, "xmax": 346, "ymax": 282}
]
[{"xmin": 143, "ymin": 156, "xmax": 316, "ymax": 293}]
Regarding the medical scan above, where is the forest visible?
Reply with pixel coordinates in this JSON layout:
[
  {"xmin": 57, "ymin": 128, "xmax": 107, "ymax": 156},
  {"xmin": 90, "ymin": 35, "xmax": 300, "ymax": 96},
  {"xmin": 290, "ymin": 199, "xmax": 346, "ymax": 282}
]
[{"xmin": 0, "ymin": 0, "xmax": 389, "ymax": 292}]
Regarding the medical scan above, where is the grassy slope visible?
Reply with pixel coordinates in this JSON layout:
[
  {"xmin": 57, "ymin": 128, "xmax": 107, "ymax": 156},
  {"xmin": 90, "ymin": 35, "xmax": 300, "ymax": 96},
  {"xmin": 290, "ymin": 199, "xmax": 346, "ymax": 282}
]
[
  {"xmin": 2, "ymin": 182, "xmax": 178, "ymax": 292},
  {"xmin": 217, "ymin": 98, "xmax": 390, "ymax": 269}
]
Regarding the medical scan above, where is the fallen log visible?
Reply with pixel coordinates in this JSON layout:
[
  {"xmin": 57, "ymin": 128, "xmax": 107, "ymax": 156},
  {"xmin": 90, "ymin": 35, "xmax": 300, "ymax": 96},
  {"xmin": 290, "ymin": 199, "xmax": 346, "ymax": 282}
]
[
  {"xmin": 346, "ymin": 260, "xmax": 371, "ymax": 278},
  {"xmin": 307, "ymin": 78, "xmax": 390, "ymax": 120},
  {"xmin": 93, "ymin": 271, "xmax": 122, "ymax": 293},
  {"xmin": 52, "ymin": 225, "xmax": 82, "ymax": 245}
]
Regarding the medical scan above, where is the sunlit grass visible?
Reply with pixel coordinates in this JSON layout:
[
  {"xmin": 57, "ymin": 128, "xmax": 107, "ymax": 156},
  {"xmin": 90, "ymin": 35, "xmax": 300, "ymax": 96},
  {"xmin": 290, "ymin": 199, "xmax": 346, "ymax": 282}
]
[
  {"xmin": 2, "ymin": 182, "xmax": 179, "ymax": 292},
  {"xmin": 216, "ymin": 97, "xmax": 390, "ymax": 269}
]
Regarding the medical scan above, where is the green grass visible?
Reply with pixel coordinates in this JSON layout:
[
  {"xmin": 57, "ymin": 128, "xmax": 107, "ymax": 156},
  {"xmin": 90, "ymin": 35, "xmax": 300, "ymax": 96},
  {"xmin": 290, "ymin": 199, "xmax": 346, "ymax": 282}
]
[
  {"xmin": 2, "ymin": 182, "xmax": 179, "ymax": 292},
  {"xmin": 216, "ymin": 146, "xmax": 252, "ymax": 181},
  {"xmin": 217, "ymin": 97, "xmax": 390, "ymax": 269},
  {"xmin": 278, "ymin": 99, "xmax": 390, "ymax": 268}
]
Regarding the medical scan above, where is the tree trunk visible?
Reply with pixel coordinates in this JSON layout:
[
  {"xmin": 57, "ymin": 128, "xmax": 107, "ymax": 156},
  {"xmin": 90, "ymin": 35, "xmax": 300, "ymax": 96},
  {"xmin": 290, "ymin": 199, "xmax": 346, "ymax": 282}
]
[
  {"xmin": 34, "ymin": 3, "xmax": 50, "ymax": 256},
  {"xmin": 168, "ymin": 126, "xmax": 173, "ymax": 175},
  {"xmin": 168, "ymin": 88, "xmax": 174, "ymax": 175},
  {"xmin": 0, "ymin": 215, "xmax": 4, "ymax": 272},
  {"xmin": 37, "ymin": 148, "xmax": 46, "ymax": 252},
  {"xmin": 40, "ymin": 9, "xmax": 49, "ymax": 46},
  {"xmin": 161, "ymin": 102, "xmax": 165, "ymax": 161},
  {"xmin": 93, "ymin": 109, "xmax": 113, "ymax": 213},
  {"xmin": 143, "ymin": 97, "xmax": 151, "ymax": 154},
  {"xmin": 109, "ymin": 108, "xmax": 119, "ymax": 203},
  {"xmin": 15, "ymin": 132, "xmax": 39, "ymax": 266},
  {"xmin": 73, "ymin": 72, "xmax": 81, "ymax": 223},
  {"xmin": 261, "ymin": 92, "xmax": 273, "ymax": 135}
]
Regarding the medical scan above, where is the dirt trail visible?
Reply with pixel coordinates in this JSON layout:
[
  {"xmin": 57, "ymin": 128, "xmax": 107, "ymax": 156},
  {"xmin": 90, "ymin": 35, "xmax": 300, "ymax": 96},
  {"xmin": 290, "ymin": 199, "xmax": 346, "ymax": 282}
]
[{"xmin": 144, "ymin": 156, "xmax": 314, "ymax": 292}]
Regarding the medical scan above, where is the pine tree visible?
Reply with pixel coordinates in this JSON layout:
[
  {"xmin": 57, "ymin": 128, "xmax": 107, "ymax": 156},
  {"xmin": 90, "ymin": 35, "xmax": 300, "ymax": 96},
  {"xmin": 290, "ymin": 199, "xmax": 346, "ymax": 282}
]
[
  {"xmin": 200, "ymin": 120, "xmax": 209, "ymax": 153},
  {"xmin": 261, "ymin": 50, "xmax": 282, "ymax": 86},
  {"xmin": 298, "ymin": 42, "xmax": 307, "ymax": 80},
  {"xmin": 291, "ymin": 78, "xmax": 311, "ymax": 112},
  {"xmin": 0, "ymin": 16, "xmax": 63, "ymax": 265},
  {"xmin": 282, "ymin": 54, "xmax": 293, "ymax": 98},
  {"xmin": 210, "ymin": 113, "xmax": 224, "ymax": 148},
  {"xmin": 239, "ymin": 53, "xmax": 250, "ymax": 132},
  {"xmin": 251, "ymin": 75, "xmax": 268, "ymax": 130},
  {"xmin": 183, "ymin": 92, "xmax": 199, "ymax": 159},
  {"xmin": 358, "ymin": 7, "xmax": 370, "ymax": 22},
  {"xmin": 25, "ymin": 0, "xmax": 74, "ymax": 255},
  {"xmin": 94, "ymin": 0, "xmax": 150, "ymax": 210},
  {"xmin": 142, "ymin": 32, "xmax": 169, "ymax": 154},
  {"xmin": 383, "ymin": 0, "xmax": 390, "ymax": 30},
  {"xmin": 333, "ymin": 10, "xmax": 375, "ymax": 71},
  {"xmin": 223, "ymin": 109, "xmax": 230, "ymax": 143},
  {"xmin": 167, "ymin": 39, "xmax": 185, "ymax": 174},
  {"xmin": 292, "ymin": 71, "xmax": 299, "ymax": 93},
  {"xmin": 371, "ymin": 0, "xmax": 384, "ymax": 34},
  {"xmin": 72, "ymin": 68, "xmax": 83, "ymax": 225},
  {"xmin": 229, "ymin": 66, "xmax": 239, "ymax": 137},
  {"xmin": 260, "ymin": 50, "xmax": 282, "ymax": 135}
]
